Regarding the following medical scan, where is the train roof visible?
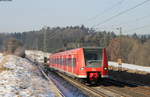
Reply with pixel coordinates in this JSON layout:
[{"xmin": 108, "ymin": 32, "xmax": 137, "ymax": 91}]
[
  {"xmin": 50, "ymin": 47, "xmax": 104, "ymax": 57},
  {"xmin": 83, "ymin": 47, "xmax": 104, "ymax": 49}
]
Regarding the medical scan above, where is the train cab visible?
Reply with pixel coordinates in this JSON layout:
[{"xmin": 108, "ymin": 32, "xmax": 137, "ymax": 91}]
[{"xmin": 78, "ymin": 47, "xmax": 108, "ymax": 81}]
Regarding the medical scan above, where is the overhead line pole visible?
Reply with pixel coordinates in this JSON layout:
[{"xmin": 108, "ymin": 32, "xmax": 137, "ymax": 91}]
[
  {"xmin": 43, "ymin": 26, "xmax": 47, "ymax": 64},
  {"xmin": 117, "ymin": 27, "xmax": 123, "ymax": 71},
  {"xmin": 43, "ymin": 26, "xmax": 47, "ymax": 52}
]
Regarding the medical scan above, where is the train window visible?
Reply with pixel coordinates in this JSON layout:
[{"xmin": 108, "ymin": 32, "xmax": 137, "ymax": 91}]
[
  {"xmin": 68, "ymin": 58, "xmax": 72, "ymax": 66},
  {"xmin": 85, "ymin": 53, "xmax": 98, "ymax": 60},
  {"xmin": 61, "ymin": 57, "xmax": 63, "ymax": 65},
  {"xmin": 84, "ymin": 50, "xmax": 102, "ymax": 60},
  {"xmin": 50, "ymin": 58, "xmax": 52, "ymax": 64},
  {"xmin": 62, "ymin": 58, "xmax": 65, "ymax": 65},
  {"xmin": 58, "ymin": 58, "xmax": 61, "ymax": 65},
  {"xmin": 64, "ymin": 58, "xmax": 76, "ymax": 67},
  {"xmin": 52, "ymin": 58, "xmax": 53, "ymax": 64},
  {"xmin": 64, "ymin": 58, "xmax": 66, "ymax": 66},
  {"xmin": 62, "ymin": 57, "xmax": 65, "ymax": 65},
  {"xmin": 55, "ymin": 58, "xmax": 57, "ymax": 64},
  {"xmin": 53, "ymin": 58, "xmax": 55, "ymax": 64},
  {"xmin": 57, "ymin": 58, "xmax": 59, "ymax": 64},
  {"xmin": 72, "ymin": 58, "xmax": 76, "ymax": 67},
  {"xmin": 84, "ymin": 48, "xmax": 102, "ymax": 67},
  {"xmin": 55, "ymin": 58, "xmax": 56, "ymax": 64},
  {"xmin": 66, "ymin": 58, "xmax": 68, "ymax": 66},
  {"xmin": 52, "ymin": 58, "xmax": 54, "ymax": 64},
  {"xmin": 59, "ymin": 58, "xmax": 61, "ymax": 65},
  {"xmin": 53, "ymin": 58, "xmax": 54, "ymax": 64},
  {"xmin": 66, "ymin": 58, "xmax": 69, "ymax": 66},
  {"xmin": 66, "ymin": 58, "xmax": 71, "ymax": 66},
  {"xmin": 54, "ymin": 58, "xmax": 56, "ymax": 64}
]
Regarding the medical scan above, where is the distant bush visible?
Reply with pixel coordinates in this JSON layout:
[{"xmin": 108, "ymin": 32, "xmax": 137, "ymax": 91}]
[
  {"xmin": 130, "ymin": 39, "xmax": 150, "ymax": 66},
  {"xmin": 107, "ymin": 36, "xmax": 150, "ymax": 66},
  {"xmin": 3, "ymin": 37, "xmax": 25, "ymax": 57}
]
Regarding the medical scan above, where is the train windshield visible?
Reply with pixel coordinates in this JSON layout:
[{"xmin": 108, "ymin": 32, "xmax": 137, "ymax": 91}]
[{"xmin": 84, "ymin": 48, "xmax": 103, "ymax": 67}]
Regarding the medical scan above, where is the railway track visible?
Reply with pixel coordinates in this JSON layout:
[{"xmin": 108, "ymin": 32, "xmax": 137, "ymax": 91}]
[
  {"xmin": 100, "ymin": 78, "xmax": 150, "ymax": 97},
  {"xmin": 57, "ymin": 73, "xmax": 129, "ymax": 97},
  {"xmin": 25, "ymin": 57, "xmax": 65, "ymax": 97},
  {"xmin": 57, "ymin": 73, "xmax": 107, "ymax": 97},
  {"xmin": 26, "ymin": 57, "xmax": 109, "ymax": 97},
  {"xmin": 26, "ymin": 57, "xmax": 150, "ymax": 97},
  {"xmin": 57, "ymin": 72, "xmax": 150, "ymax": 97},
  {"xmin": 37, "ymin": 63, "xmax": 91, "ymax": 97},
  {"xmin": 37, "ymin": 64, "xmax": 65, "ymax": 97},
  {"xmin": 37, "ymin": 63, "xmax": 122, "ymax": 97}
]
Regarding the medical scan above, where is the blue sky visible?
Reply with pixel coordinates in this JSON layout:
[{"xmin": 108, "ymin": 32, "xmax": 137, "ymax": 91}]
[{"xmin": 0, "ymin": 0, "xmax": 150, "ymax": 34}]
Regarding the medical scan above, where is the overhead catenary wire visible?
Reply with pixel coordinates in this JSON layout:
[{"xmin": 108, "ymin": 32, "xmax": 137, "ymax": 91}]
[
  {"xmin": 126, "ymin": 24, "xmax": 150, "ymax": 33},
  {"xmin": 97, "ymin": 14, "xmax": 150, "ymax": 30},
  {"xmin": 92, "ymin": 0, "xmax": 150, "ymax": 28},
  {"xmin": 86, "ymin": 0, "xmax": 126, "ymax": 22},
  {"xmin": 115, "ymin": 14, "xmax": 150, "ymax": 27}
]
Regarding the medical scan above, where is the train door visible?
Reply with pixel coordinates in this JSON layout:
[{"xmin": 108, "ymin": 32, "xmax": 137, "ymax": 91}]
[
  {"xmin": 60, "ymin": 56, "xmax": 63, "ymax": 70},
  {"xmin": 58, "ymin": 56, "xmax": 60, "ymax": 69},
  {"xmin": 63, "ymin": 55, "xmax": 67, "ymax": 71},
  {"xmin": 62, "ymin": 56, "xmax": 65, "ymax": 71},
  {"xmin": 68, "ymin": 55, "xmax": 72, "ymax": 73},
  {"xmin": 72, "ymin": 54, "xmax": 77, "ymax": 74},
  {"xmin": 66, "ymin": 55, "xmax": 69, "ymax": 73},
  {"xmin": 71, "ymin": 55, "xmax": 73, "ymax": 73}
]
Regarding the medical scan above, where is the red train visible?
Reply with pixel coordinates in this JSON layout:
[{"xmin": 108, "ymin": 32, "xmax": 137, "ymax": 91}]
[{"xmin": 48, "ymin": 47, "xmax": 108, "ymax": 83}]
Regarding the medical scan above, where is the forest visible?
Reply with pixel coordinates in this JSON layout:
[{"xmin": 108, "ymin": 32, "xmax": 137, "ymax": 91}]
[{"xmin": 0, "ymin": 25, "xmax": 150, "ymax": 66}]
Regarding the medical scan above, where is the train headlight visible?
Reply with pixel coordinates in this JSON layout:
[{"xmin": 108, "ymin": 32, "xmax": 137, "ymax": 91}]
[
  {"xmin": 80, "ymin": 67, "xmax": 84, "ymax": 70},
  {"xmin": 104, "ymin": 67, "xmax": 108, "ymax": 70}
]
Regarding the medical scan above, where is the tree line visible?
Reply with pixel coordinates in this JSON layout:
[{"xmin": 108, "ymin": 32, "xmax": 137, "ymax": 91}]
[{"xmin": 0, "ymin": 25, "xmax": 149, "ymax": 66}]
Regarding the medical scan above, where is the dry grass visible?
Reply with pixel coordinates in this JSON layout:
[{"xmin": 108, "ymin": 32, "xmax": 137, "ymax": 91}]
[{"xmin": 0, "ymin": 56, "xmax": 13, "ymax": 72}]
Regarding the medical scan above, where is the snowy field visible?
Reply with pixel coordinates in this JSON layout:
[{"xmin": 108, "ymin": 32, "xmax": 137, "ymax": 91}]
[
  {"xmin": 0, "ymin": 53, "xmax": 3, "ymax": 61},
  {"xmin": 109, "ymin": 61, "xmax": 150, "ymax": 73},
  {"xmin": 0, "ymin": 53, "xmax": 2, "ymax": 57},
  {"xmin": 0, "ymin": 55, "xmax": 61, "ymax": 97}
]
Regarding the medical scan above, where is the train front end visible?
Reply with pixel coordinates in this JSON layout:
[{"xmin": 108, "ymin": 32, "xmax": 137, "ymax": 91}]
[{"xmin": 83, "ymin": 48, "xmax": 108, "ymax": 83}]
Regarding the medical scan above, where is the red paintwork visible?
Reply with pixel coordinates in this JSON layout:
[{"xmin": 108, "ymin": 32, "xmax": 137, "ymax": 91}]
[
  {"xmin": 48, "ymin": 48, "xmax": 108, "ymax": 81},
  {"xmin": 102, "ymin": 48, "xmax": 108, "ymax": 76},
  {"xmin": 89, "ymin": 72, "xmax": 99, "ymax": 80}
]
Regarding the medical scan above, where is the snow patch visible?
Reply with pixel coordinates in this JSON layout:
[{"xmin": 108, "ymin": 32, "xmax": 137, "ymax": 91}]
[
  {"xmin": 109, "ymin": 61, "xmax": 150, "ymax": 73},
  {"xmin": 0, "ymin": 53, "xmax": 2, "ymax": 59},
  {"xmin": 25, "ymin": 50, "xmax": 51, "ymax": 63},
  {"xmin": 0, "ymin": 55, "xmax": 60, "ymax": 97}
]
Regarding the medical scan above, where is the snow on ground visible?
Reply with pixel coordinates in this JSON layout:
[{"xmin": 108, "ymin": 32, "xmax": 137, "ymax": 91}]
[
  {"xmin": 0, "ymin": 53, "xmax": 2, "ymax": 59},
  {"xmin": 0, "ymin": 55, "xmax": 61, "ymax": 97},
  {"xmin": 25, "ymin": 50, "xmax": 51, "ymax": 63},
  {"xmin": 109, "ymin": 61, "xmax": 150, "ymax": 73}
]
